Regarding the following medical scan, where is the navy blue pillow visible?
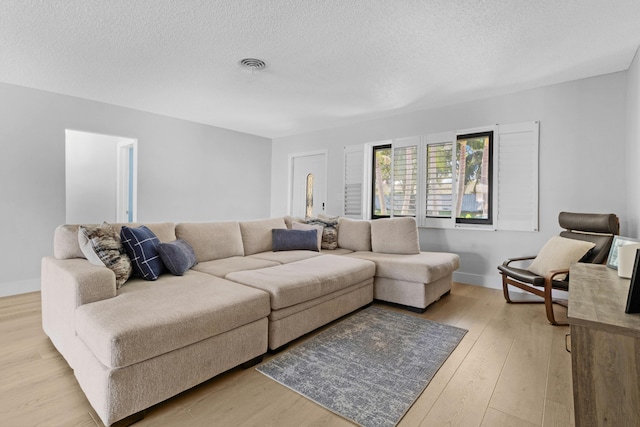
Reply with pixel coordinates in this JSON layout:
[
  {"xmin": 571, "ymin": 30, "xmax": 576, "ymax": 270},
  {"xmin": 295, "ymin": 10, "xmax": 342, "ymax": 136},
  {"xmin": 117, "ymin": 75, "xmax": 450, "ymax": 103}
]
[
  {"xmin": 158, "ymin": 239, "xmax": 197, "ymax": 276},
  {"xmin": 120, "ymin": 226, "xmax": 165, "ymax": 280},
  {"xmin": 272, "ymin": 229, "xmax": 319, "ymax": 252}
]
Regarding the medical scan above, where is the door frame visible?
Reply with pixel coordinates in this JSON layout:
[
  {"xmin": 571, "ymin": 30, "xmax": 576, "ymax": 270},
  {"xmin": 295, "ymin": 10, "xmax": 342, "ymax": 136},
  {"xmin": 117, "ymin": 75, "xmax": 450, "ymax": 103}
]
[
  {"xmin": 116, "ymin": 139, "xmax": 138, "ymax": 222},
  {"xmin": 288, "ymin": 150, "xmax": 328, "ymax": 217}
]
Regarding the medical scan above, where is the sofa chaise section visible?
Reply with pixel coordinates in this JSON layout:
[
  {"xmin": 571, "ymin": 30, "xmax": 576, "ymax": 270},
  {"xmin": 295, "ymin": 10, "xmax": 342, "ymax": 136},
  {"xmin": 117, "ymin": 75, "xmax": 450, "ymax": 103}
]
[
  {"xmin": 43, "ymin": 222, "xmax": 274, "ymax": 426},
  {"xmin": 339, "ymin": 217, "xmax": 460, "ymax": 312},
  {"xmin": 71, "ymin": 271, "xmax": 270, "ymax": 426},
  {"xmin": 347, "ymin": 251, "xmax": 460, "ymax": 312}
]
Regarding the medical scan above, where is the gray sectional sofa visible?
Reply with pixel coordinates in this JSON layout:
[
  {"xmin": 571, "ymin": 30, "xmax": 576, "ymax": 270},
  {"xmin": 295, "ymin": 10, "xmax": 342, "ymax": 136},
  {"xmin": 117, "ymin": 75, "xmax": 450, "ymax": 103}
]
[{"xmin": 41, "ymin": 216, "xmax": 459, "ymax": 426}]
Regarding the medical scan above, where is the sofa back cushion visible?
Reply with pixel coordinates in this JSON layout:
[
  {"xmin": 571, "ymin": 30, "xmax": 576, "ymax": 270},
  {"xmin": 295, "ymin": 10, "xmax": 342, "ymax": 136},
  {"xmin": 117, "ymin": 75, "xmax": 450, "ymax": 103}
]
[
  {"xmin": 370, "ymin": 217, "xmax": 420, "ymax": 254},
  {"xmin": 54, "ymin": 222, "xmax": 176, "ymax": 260},
  {"xmin": 337, "ymin": 218, "xmax": 372, "ymax": 251},
  {"xmin": 239, "ymin": 217, "xmax": 287, "ymax": 255},
  {"xmin": 175, "ymin": 222, "xmax": 244, "ymax": 262},
  {"xmin": 291, "ymin": 222, "xmax": 323, "ymax": 251}
]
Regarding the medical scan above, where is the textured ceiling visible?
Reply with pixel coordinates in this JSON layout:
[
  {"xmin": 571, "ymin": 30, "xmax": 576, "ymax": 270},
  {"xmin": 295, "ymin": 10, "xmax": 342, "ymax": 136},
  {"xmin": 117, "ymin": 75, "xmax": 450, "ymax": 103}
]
[{"xmin": 1, "ymin": 1, "xmax": 640, "ymax": 138}]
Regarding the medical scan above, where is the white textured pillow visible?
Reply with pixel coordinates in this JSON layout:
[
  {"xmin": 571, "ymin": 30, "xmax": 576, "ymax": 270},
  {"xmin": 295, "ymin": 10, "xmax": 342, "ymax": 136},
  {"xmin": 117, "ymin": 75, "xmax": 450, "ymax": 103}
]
[
  {"xmin": 292, "ymin": 222, "xmax": 323, "ymax": 251},
  {"xmin": 528, "ymin": 236, "xmax": 596, "ymax": 280}
]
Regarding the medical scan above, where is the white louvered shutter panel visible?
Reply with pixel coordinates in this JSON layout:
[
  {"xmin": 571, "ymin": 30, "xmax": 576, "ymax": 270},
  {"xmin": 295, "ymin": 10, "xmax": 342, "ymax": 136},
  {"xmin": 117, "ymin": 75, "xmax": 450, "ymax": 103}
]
[
  {"xmin": 497, "ymin": 121, "xmax": 539, "ymax": 231},
  {"xmin": 423, "ymin": 132, "xmax": 455, "ymax": 228},
  {"xmin": 426, "ymin": 141, "xmax": 454, "ymax": 218},
  {"xmin": 344, "ymin": 145, "xmax": 365, "ymax": 218},
  {"xmin": 391, "ymin": 137, "xmax": 419, "ymax": 217}
]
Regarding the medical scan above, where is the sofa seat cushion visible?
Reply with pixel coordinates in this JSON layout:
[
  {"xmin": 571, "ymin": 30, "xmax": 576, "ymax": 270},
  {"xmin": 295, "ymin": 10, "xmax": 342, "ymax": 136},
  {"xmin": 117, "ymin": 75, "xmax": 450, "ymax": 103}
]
[
  {"xmin": 75, "ymin": 270, "xmax": 270, "ymax": 369},
  {"xmin": 225, "ymin": 255, "xmax": 375, "ymax": 310},
  {"xmin": 321, "ymin": 248, "xmax": 354, "ymax": 256},
  {"xmin": 347, "ymin": 251, "xmax": 460, "ymax": 284},
  {"xmin": 248, "ymin": 250, "xmax": 322, "ymax": 264},
  {"xmin": 192, "ymin": 256, "xmax": 280, "ymax": 277}
]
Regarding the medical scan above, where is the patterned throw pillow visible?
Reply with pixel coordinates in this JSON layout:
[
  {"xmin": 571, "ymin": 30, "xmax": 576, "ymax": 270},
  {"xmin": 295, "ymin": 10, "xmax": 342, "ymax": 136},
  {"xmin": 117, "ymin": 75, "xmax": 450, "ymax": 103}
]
[
  {"xmin": 78, "ymin": 223, "xmax": 132, "ymax": 288},
  {"xmin": 157, "ymin": 239, "xmax": 197, "ymax": 276},
  {"xmin": 305, "ymin": 217, "xmax": 339, "ymax": 250},
  {"xmin": 120, "ymin": 225, "xmax": 165, "ymax": 280}
]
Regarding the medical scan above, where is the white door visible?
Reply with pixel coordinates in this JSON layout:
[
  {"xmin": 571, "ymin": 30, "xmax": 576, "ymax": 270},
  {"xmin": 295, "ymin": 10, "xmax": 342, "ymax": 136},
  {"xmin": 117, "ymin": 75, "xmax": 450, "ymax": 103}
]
[{"xmin": 290, "ymin": 152, "xmax": 327, "ymax": 218}]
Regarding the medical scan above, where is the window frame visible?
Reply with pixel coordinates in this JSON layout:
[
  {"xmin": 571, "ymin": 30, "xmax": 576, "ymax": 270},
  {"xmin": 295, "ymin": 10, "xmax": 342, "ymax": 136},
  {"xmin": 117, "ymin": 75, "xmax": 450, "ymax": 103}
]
[
  {"xmin": 454, "ymin": 130, "xmax": 494, "ymax": 227},
  {"xmin": 371, "ymin": 143, "xmax": 392, "ymax": 219}
]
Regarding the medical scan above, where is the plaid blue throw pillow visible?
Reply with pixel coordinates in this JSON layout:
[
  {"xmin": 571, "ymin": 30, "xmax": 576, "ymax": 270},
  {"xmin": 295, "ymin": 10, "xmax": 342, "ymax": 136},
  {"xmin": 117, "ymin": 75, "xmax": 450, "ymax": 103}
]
[{"xmin": 120, "ymin": 225, "xmax": 165, "ymax": 280}]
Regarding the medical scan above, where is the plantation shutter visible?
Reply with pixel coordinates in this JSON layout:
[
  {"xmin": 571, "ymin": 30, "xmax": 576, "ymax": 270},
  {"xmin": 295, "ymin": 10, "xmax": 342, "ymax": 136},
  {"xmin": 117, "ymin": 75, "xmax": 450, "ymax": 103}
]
[
  {"xmin": 496, "ymin": 121, "xmax": 539, "ymax": 231},
  {"xmin": 343, "ymin": 144, "xmax": 365, "ymax": 218},
  {"xmin": 391, "ymin": 137, "xmax": 419, "ymax": 217},
  {"xmin": 423, "ymin": 132, "xmax": 455, "ymax": 228},
  {"xmin": 426, "ymin": 141, "xmax": 454, "ymax": 218}
]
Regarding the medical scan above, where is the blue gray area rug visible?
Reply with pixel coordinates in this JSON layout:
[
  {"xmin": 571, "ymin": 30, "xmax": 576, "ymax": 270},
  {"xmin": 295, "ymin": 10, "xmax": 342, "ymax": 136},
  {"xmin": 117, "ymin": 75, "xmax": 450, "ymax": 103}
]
[{"xmin": 257, "ymin": 306, "xmax": 467, "ymax": 427}]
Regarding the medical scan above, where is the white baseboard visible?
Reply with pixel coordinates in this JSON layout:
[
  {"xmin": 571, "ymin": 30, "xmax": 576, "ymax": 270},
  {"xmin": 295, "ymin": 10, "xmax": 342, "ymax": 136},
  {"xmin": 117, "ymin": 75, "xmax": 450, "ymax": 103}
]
[
  {"xmin": 453, "ymin": 271, "xmax": 502, "ymax": 290},
  {"xmin": 0, "ymin": 278, "xmax": 40, "ymax": 298},
  {"xmin": 453, "ymin": 271, "xmax": 568, "ymax": 298}
]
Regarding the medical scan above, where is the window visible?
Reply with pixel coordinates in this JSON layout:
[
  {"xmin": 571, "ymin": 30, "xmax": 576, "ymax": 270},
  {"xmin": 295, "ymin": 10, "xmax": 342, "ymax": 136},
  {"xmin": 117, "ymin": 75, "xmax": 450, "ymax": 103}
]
[
  {"xmin": 455, "ymin": 131, "xmax": 493, "ymax": 225},
  {"xmin": 344, "ymin": 121, "xmax": 538, "ymax": 231},
  {"xmin": 371, "ymin": 144, "xmax": 391, "ymax": 218},
  {"xmin": 305, "ymin": 173, "xmax": 314, "ymax": 217}
]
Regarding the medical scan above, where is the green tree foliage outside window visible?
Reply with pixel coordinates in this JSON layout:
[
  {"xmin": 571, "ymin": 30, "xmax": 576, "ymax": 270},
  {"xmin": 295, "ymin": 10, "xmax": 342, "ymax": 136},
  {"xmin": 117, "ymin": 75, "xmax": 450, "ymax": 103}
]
[
  {"xmin": 373, "ymin": 145, "xmax": 391, "ymax": 217},
  {"xmin": 456, "ymin": 132, "xmax": 493, "ymax": 224}
]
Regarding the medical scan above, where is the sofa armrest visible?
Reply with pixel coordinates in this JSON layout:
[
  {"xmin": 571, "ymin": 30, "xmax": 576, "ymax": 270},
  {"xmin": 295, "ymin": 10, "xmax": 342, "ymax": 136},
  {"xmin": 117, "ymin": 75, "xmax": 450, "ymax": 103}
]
[
  {"xmin": 41, "ymin": 257, "xmax": 117, "ymax": 367},
  {"xmin": 41, "ymin": 257, "xmax": 117, "ymax": 308}
]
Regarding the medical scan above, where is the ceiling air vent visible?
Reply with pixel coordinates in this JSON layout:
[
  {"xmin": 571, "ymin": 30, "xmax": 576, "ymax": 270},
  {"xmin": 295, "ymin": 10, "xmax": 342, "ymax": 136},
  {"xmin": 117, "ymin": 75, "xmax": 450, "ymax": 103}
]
[{"xmin": 239, "ymin": 58, "xmax": 266, "ymax": 71}]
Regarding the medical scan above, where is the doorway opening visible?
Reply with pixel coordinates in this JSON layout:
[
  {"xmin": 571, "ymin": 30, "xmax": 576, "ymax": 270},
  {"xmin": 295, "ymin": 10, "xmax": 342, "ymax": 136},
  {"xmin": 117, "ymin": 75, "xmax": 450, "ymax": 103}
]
[{"xmin": 65, "ymin": 130, "xmax": 138, "ymax": 224}]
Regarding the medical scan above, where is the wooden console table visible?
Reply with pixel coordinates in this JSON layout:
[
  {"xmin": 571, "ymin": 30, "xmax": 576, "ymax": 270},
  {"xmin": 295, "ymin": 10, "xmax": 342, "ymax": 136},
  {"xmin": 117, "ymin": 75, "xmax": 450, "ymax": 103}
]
[{"xmin": 568, "ymin": 263, "xmax": 640, "ymax": 426}]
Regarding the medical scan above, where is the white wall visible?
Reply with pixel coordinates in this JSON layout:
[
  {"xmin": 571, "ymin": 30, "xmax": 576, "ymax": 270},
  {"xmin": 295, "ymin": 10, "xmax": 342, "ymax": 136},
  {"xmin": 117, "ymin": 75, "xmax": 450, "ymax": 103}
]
[
  {"xmin": 271, "ymin": 72, "xmax": 628, "ymax": 288},
  {"xmin": 627, "ymin": 47, "xmax": 640, "ymax": 237},
  {"xmin": 0, "ymin": 82, "xmax": 272, "ymax": 297}
]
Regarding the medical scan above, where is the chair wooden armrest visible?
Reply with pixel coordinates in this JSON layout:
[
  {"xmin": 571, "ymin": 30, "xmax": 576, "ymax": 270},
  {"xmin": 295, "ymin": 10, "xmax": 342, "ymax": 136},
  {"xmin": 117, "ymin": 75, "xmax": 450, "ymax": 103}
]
[
  {"xmin": 546, "ymin": 269, "xmax": 569, "ymax": 281},
  {"xmin": 543, "ymin": 269, "xmax": 570, "ymax": 291}
]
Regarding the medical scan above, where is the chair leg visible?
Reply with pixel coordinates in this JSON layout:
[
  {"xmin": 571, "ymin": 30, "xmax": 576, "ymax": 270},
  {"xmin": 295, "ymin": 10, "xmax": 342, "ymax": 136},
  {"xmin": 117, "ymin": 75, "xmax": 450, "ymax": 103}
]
[
  {"xmin": 501, "ymin": 274, "xmax": 514, "ymax": 303},
  {"xmin": 544, "ymin": 280, "xmax": 568, "ymax": 326}
]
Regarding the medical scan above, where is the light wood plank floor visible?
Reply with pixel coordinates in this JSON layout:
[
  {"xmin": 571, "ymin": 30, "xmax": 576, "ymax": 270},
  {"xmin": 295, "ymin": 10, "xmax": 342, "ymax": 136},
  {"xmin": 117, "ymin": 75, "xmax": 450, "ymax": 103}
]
[{"xmin": 0, "ymin": 283, "xmax": 574, "ymax": 427}]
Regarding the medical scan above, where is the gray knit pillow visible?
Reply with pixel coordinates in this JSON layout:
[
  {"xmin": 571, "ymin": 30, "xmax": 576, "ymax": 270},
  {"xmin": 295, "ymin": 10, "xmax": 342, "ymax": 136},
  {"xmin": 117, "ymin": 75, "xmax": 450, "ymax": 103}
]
[
  {"xmin": 157, "ymin": 239, "xmax": 197, "ymax": 276},
  {"xmin": 272, "ymin": 229, "xmax": 319, "ymax": 252}
]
